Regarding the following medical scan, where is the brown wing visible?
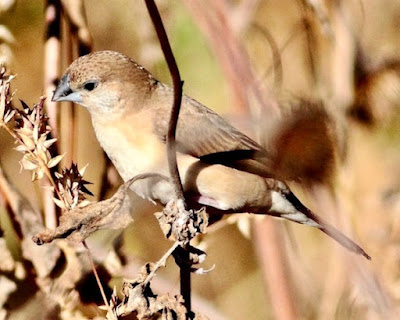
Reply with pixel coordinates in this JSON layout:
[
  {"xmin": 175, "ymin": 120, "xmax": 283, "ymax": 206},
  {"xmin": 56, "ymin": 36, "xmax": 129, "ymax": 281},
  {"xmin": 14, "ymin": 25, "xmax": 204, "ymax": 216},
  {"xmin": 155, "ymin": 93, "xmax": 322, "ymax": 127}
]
[{"xmin": 153, "ymin": 90, "xmax": 278, "ymax": 179}]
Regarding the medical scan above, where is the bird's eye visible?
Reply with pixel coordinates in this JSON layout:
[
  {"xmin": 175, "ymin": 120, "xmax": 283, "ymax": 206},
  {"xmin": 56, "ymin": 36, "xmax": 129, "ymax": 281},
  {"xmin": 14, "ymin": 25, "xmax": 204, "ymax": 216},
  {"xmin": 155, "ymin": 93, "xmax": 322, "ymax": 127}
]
[{"xmin": 83, "ymin": 80, "xmax": 98, "ymax": 91}]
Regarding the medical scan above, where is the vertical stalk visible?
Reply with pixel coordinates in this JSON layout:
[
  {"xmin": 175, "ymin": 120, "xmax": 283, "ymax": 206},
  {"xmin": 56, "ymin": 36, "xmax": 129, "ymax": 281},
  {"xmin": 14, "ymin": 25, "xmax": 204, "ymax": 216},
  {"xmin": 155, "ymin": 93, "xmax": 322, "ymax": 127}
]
[{"xmin": 143, "ymin": 0, "xmax": 190, "ymax": 318}]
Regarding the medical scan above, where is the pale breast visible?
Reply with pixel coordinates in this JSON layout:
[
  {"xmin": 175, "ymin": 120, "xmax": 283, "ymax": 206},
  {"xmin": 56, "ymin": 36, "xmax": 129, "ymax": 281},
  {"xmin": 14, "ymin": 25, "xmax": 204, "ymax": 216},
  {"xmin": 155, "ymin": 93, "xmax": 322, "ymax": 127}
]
[{"xmin": 91, "ymin": 110, "xmax": 171, "ymax": 200}]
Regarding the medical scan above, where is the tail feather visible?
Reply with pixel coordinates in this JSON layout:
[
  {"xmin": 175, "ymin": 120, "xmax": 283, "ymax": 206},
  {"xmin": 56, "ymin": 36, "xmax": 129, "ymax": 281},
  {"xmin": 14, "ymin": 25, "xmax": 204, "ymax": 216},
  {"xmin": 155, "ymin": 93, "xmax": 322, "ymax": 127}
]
[{"xmin": 284, "ymin": 191, "xmax": 371, "ymax": 260}]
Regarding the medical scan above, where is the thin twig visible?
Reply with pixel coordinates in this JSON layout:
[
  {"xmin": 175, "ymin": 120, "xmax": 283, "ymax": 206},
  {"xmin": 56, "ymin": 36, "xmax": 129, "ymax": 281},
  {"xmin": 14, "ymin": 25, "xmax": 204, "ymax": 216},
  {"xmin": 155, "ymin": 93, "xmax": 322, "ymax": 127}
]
[
  {"xmin": 252, "ymin": 23, "xmax": 283, "ymax": 89},
  {"xmin": 297, "ymin": 0, "xmax": 320, "ymax": 87},
  {"xmin": 82, "ymin": 240, "xmax": 116, "ymax": 319},
  {"xmin": 125, "ymin": 172, "xmax": 170, "ymax": 189},
  {"xmin": 143, "ymin": 1, "xmax": 191, "ymax": 318},
  {"xmin": 144, "ymin": 0, "xmax": 184, "ymax": 202},
  {"xmin": 143, "ymin": 241, "xmax": 180, "ymax": 286}
]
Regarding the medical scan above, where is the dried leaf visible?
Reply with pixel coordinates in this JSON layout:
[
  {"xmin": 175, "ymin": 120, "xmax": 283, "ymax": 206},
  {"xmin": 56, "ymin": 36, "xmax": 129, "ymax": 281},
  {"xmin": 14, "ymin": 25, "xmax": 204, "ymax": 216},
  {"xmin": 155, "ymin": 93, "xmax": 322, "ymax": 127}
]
[
  {"xmin": 20, "ymin": 155, "xmax": 39, "ymax": 171},
  {"xmin": 48, "ymin": 153, "xmax": 65, "ymax": 168},
  {"xmin": 14, "ymin": 144, "xmax": 29, "ymax": 152},
  {"xmin": 53, "ymin": 197, "xmax": 67, "ymax": 210},
  {"xmin": 3, "ymin": 108, "xmax": 15, "ymax": 123},
  {"xmin": 78, "ymin": 163, "xmax": 88, "ymax": 176},
  {"xmin": 114, "ymin": 265, "xmax": 188, "ymax": 319},
  {"xmin": 33, "ymin": 183, "xmax": 134, "ymax": 244},
  {"xmin": 18, "ymin": 131, "xmax": 36, "ymax": 150},
  {"xmin": 43, "ymin": 137, "xmax": 57, "ymax": 148}
]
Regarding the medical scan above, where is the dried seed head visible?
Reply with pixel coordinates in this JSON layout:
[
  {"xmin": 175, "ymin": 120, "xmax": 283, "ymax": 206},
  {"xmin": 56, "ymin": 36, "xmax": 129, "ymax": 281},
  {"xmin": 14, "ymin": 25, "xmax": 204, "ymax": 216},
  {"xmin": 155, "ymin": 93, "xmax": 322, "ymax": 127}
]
[
  {"xmin": 53, "ymin": 162, "xmax": 93, "ymax": 210},
  {"xmin": 0, "ymin": 66, "xmax": 16, "ymax": 124},
  {"xmin": 13, "ymin": 98, "xmax": 64, "ymax": 181}
]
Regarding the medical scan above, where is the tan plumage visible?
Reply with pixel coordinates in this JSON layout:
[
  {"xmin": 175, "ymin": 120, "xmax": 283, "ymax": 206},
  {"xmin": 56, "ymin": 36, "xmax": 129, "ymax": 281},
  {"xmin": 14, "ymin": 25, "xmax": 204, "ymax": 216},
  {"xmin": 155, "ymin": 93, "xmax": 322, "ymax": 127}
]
[{"xmin": 53, "ymin": 50, "xmax": 370, "ymax": 259}]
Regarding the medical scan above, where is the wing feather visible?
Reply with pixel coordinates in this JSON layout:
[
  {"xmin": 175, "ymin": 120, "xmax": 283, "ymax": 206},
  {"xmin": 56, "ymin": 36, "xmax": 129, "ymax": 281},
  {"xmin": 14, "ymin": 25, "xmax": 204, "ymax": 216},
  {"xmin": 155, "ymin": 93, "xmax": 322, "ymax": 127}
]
[{"xmin": 152, "ymin": 88, "xmax": 278, "ymax": 179}]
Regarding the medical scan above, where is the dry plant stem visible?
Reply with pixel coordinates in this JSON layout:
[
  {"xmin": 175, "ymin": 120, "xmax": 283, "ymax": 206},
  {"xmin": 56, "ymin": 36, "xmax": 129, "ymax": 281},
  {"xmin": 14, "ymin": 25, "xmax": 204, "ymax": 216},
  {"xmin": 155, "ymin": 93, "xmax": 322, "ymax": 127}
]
[
  {"xmin": 44, "ymin": 0, "xmax": 61, "ymax": 136},
  {"xmin": 62, "ymin": 16, "xmax": 77, "ymax": 164},
  {"xmin": 297, "ymin": 0, "xmax": 319, "ymax": 87},
  {"xmin": 252, "ymin": 24, "xmax": 283, "ymax": 88},
  {"xmin": 232, "ymin": 0, "xmax": 261, "ymax": 35},
  {"xmin": 144, "ymin": 0, "xmax": 184, "ymax": 202},
  {"xmin": 183, "ymin": 0, "xmax": 280, "ymax": 116},
  {"xmin": 60, "ymin": 6, "xmax": 109, "ymax": 314},
  {"xmin": 60, "ymin": 0, "xmax": 93, "ymax": 56},
  {"xmin": 253, "ymin": 219, "xmax": 297, "ymax": 320},
  {"xmin": 144, "ymin": 0, "xmax": 191, "ymax": 318},
  {"xmin": 82, "ymin": 240, "xmax": 115, "ymax": 318},
  {"xmin": 66, "ymin": 101, "xmax": 76, "ymax": 162},
  {"xmin": 44, "ymin": 0, "xmax": 62, "ymax": 229},
  {"xmin": 61, "ymin": 0, "xmax": 92, "ymax": 163},
  {"xmin": 143, "ymin": 241, "xmax": 180, "ymax": 286}
]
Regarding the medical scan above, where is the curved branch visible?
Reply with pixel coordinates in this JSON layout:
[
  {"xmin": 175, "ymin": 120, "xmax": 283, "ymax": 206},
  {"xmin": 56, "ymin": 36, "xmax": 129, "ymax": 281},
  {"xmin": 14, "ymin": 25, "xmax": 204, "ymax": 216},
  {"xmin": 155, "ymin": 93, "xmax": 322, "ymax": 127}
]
[{"xmin": 144, "ymin": 0, "xmax": 185, "ymax": 203}]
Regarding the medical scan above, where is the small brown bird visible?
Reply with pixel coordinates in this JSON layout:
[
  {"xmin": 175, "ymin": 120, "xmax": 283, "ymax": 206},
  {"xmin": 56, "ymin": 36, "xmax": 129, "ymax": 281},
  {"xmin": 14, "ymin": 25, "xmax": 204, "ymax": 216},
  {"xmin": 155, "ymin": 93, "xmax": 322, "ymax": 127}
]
[{"xmin": 53, "ymin": 50, "xmax": 370, "ymax": 259}]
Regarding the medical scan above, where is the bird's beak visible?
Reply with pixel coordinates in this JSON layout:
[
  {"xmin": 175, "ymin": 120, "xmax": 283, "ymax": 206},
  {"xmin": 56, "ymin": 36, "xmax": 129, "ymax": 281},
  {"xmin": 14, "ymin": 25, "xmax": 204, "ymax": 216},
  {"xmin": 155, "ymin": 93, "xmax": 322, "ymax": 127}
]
[{"xmin": 52, "ymin": 74, "xmax": 83, "ymax": 103}]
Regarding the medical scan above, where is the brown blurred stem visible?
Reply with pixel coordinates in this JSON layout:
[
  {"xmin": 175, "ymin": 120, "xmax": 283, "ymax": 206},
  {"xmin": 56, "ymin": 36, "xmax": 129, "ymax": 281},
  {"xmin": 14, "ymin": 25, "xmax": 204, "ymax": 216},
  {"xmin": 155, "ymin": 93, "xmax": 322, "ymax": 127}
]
[
  {"xmin": 82, "ymin": 241, "xmax": 115, "ymax": 319},
  {"xmin": 61, "ymin": 0, "xmax": 93, "ymax": 56},
  {"xmin": 297, "ymin": 0, "xmax": 319, "ymax": 87},
  {"xmin": 143, "ymin": 0, "xmax": 191, "ymax": 318},
  {"xmin": 44, "ymin": 0, "xmax": 62, "ymax": 229},
  {"xmin": 253, "ymin": 219, "xmax": 297, "ymax": 320},
  {"xmin": 60, "ymin": 0, "xmax": 93, "ymax": 164},
  {"xmin": 61, "ymin": 14, "xmax": 77, "ymax": 165}
]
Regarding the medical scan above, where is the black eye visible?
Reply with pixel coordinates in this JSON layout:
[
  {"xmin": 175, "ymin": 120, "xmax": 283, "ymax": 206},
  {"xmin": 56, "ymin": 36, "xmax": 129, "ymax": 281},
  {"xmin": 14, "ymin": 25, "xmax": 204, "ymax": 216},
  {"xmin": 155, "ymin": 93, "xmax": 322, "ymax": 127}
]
[{"xmin": 83, "ymin": 80, "xmax": 98, "ymax": 91}]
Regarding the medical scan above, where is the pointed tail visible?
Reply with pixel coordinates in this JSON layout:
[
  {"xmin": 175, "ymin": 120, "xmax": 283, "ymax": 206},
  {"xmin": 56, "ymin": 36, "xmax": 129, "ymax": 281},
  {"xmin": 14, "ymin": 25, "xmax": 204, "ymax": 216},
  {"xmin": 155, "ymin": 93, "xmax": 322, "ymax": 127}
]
[{"xmin": 282, "ymin": 191, "xmax": 371, "ymax": 260}]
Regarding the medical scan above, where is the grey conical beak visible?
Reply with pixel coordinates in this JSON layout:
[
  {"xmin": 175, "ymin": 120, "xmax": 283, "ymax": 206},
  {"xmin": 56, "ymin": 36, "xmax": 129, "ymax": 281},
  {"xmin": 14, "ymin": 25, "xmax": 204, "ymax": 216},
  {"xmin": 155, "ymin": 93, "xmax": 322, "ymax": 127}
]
[{"xmin": 52, "ymin": 74, "xmax": 83, "ymax": 103}]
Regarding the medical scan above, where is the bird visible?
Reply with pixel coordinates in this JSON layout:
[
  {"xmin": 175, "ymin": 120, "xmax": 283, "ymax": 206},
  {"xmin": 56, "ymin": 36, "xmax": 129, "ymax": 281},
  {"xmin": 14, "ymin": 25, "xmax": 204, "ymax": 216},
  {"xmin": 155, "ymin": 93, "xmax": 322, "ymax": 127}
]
[{"xmin": 52, "ymin": 50, "xmax": 370, "ymax": 259}]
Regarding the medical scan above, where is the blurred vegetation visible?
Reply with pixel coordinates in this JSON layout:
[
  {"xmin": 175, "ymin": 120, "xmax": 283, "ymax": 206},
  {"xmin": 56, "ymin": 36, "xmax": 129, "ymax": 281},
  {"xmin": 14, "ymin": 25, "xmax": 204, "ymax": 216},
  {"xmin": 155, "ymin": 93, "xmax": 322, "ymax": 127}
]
[{"xmin": 1, "ymin": 0, "xmax": 400, "ymax": 319}]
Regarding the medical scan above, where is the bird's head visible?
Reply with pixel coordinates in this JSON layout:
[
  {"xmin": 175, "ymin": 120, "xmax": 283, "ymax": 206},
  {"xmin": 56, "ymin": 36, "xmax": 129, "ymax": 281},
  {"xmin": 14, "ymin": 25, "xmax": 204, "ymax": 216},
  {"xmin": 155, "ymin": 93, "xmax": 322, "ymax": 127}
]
[{"xmin": 52, "ymin": 50, "xmax": 155, "ymax": 118}]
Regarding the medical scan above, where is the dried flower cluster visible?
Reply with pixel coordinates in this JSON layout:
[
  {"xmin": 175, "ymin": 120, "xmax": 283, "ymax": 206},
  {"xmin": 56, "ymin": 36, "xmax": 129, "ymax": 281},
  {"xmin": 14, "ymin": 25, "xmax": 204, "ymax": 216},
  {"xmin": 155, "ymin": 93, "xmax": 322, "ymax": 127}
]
[
  {"xmin": 0, "ymin": 66, "xmax": 16, "ymax": 125},
  {"xmin": 14, "ymin": 98, "xmax": 64, "ymax": 181},
  {"xmin": 1, "ymin": 67, "xmax": 92, "ymax": 211},
  {"xmin": 53, "ymin": 163, "xmax": 93, "ymax": 210},
  {"xmin": 107, "ymin": 263, "xmax": 208, "ymax": 320}
]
